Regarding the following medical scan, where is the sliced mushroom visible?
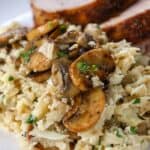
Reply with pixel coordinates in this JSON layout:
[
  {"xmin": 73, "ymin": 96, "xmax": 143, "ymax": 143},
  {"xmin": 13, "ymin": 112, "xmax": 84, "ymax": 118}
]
[
  {"xmin": 34, "ymin": 143, "xmax": 59, "ymax": 150},
  {"xmin": 69, "ymin": 48, "xmax": 115, "ymax": 91},
  {"xmin": 27, "ymin": 20, "xmax": 59, "ymax": 41},
  {"xmin": 28, "ymin": 70, "xmax": 51, "ymax": 83},
  {"xmin": 63, "ymin": 95, "xmax": 81, "ymax": 121},
  {"xmin": 38, "ymin": 41, "xmax": 58, "ymax": 60},
  {"xmin": 55, "ymin": 30, "xmax": 81, "ymax": 44},
  {"xmin": 63, "ymin": 88, "xmax": 105, "ymax": 132},
  {"xmin": 84, "ymin": 24, "xmax": 108, "ymax": 45},
  {"xmin": 49, "ymin": 28, "xmax": 62, "ymax": 40},
  {"xmin": 25, "ymin": 41, "xmax": 58, "ymax": 72},
  {"xmin": 51, "ymin": 58, "xmax": 79, "ymax": 98},
  {"xmin": 0, "ymin": 27, "xmax": 27, "ymax": 46},
  {"xmin": 33, "ymin": 38, "xmax": 48, "ymax": 48},
  {"xmin": 49, "ymin": 24, "xmax": 68, "ymax": 40},
  {"xmin": 27, "ymin": 52, "xmax": 51, "ymax": 72}
]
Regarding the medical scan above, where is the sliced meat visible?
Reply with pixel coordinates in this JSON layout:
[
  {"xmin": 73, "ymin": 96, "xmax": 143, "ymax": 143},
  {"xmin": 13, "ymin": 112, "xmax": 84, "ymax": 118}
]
[
  {"xmin": 31, "ymin": 0, "xmax": 137, "ymax": 26},
  {"xmin": 101, "ymin": 0, "xmax": 150, "ymax": 54}
]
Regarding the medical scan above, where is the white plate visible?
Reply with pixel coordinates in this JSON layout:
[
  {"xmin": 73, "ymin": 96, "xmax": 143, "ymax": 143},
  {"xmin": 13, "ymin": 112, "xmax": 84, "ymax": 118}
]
[
  {"xmin": 0, "ymin": 129, "xmax": 20, "ymax": 150},
  {"xmin": 1, "ymin": 11, "xmax": 33, "ymax": 28},
  {"xmin": 0, "ymin": 12, "xmax": 33, "ymax": 150}
]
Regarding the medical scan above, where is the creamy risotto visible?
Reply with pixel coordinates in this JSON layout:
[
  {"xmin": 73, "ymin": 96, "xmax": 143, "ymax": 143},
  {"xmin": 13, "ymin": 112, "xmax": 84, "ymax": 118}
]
[{"xmin": 0, "ymin": 21, "xmax": 149, "ymax": 150}]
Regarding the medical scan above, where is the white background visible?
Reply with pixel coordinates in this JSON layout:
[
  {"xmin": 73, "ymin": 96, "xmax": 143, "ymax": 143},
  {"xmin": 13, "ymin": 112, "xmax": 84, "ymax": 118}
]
[{"xmin": 0, "ymin": 0, "xmax": 30, "ymax": 24}]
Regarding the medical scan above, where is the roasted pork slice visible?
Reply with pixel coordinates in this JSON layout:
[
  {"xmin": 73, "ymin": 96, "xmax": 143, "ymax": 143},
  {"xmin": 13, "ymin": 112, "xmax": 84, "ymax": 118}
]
[
  {"xmin": 101, "ymin": 0, "xmax": 150, "ymax": 54},
  {"xmin": 31, "ymin": 0, "xmax": 137, "ymax": 26}
]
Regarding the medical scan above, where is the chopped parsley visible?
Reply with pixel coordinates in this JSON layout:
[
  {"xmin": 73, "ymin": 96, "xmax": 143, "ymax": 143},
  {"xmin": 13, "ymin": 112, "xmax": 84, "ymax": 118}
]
[
  {"xmin": 77, "ymin": 61, "xmax": 99, "ymax": 74},
  {"xmin": 130, "ymin": 126, "xmax": 137, "ymax": 134},
  {"xmin": 116, "ymin": 129, "xmax": 122, "ymax": 138},
  {"xmin": 8, "ymin": 76, "xmax": 14, "ymax": 81},
  {"xmin": 20, "ymin": 47, "xmax": 35, "ymax": 63},
  {"xmin": 77, "ymin": 61, "xmax": 90, "ymax": 73},
  {"xmin": 57, "ymin": 50, "xmax": 68, "ymax": 58},
  {"xmin": 26, "ymin": 114, "xmax": 37, "ymax": 124},
  {"xmin": 132, "ymin": 98, "xmax": 140, "ymax": 104},
  {"xmin": 59, "ymin": 24, "xmax": 68, "ymax": 33},
  {"xmin": 91, "ymin": 64, "xmax": 99, "ymax": 72}
]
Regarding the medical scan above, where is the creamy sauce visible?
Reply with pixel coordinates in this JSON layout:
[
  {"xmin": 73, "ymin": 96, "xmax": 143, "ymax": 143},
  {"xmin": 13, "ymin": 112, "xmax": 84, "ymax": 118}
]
[{"xmin": 32, "ymin": 0, "xmax": 95, "ymax": 11}]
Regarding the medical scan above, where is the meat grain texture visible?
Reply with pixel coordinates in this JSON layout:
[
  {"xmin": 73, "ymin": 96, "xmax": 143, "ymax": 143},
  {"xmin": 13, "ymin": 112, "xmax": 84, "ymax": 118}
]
[
  {"xmin": 31, "ymin": 0, "xmax": 137, "ymax": 26},
  {"xmin": 101, "ymin": 0, "xmax": 150, "ymax": 54}
]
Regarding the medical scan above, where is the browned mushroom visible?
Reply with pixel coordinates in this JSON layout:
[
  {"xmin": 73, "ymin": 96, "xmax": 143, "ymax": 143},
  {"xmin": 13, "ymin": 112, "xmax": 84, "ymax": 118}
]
[
  {"xmin": 27, "ymin": 52, "xmax": 51, "ymax": 72},
  {"xmin": 23, "ymin": 40, "xmax": 58, "ymax": 72},
  {"xmin": 63, "ymin": 88, "xmax": 105, "ymax": 132},
  {"xmin": 49, "ymin": 28, "xmax": 62, "ymax": 40},
  {"xmin": 51, "ymin": 58, "xmax": 80, "ymax": 98},
  {"xmin": 33, "ymin": 38, "xmax": 48, "ymax": 48},
  {"xmin": 63, "ymin": 95, "xmax": 81, "ymax": 121},
  {"xmin": 28, "ymin": 70, "xmax": 51, "ymax": 83},
  {"xmin": 0, "ymin": 27, "xmax": 27, "ymax": 46},
  {"xmin": 34, "ymin": 143, "xmax": 59, "ymax": 150},
  {"xmin": 55, "ymin": 30, "xmax": 81, "ymax": 44},
  {"xmin": 49, "ymin": 24, "xmax": 68, "ymax": 40},
  {"xmin": 27, "ymin": 20, "xmax": 59, "ymax": 41},
  {"xmin": 69, "ymin": 48, "xmax": 115, "ymax": 91}
]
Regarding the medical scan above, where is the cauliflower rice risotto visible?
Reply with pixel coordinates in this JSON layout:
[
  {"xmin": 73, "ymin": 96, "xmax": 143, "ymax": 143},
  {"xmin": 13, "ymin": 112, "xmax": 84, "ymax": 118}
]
[{"xmin": 0, "ymin": 21, "xmax": 149, "ymax": 150}]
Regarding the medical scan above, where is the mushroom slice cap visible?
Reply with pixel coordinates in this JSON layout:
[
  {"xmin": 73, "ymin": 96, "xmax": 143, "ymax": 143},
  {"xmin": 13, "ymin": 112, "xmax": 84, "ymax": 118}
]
[
  {"xmin": 69, "ymin": 48, "xmax": 115, "ymax": 91},
  {"xmin": 51, "ymin": 58, "xmax": 80, "ymax": 98},
  {"xmin": 27, "ymin": 20, "xmax": 59, "ymax": 41},
  {"xmin": 27, "ymin": 52, "xmax": 51, "ymax": 72},
  {"xmin": 63, "ymin": 88, "xmax": 105, "ymax": 132},
  {"xmin": 34, "ymin": 143, "xmax": 59, "ymax": 150},
  {"xmin": 28, "ymin": 70, "xmax": 51, "ymax": 83}
]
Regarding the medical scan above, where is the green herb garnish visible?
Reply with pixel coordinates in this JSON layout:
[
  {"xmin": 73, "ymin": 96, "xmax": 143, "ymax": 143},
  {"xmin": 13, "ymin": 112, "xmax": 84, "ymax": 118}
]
[
  {"xmin": 77, "ymin": 61, "xmax": 99, "ymax": 73},
  {"xmin": 130, "ymin": 126, "xmax": 137, "ymax": 134},
  {"xmin": 26, "ymin": 114, "xmax": 37, "ymax": 124},
  {"xmin": 59, "ymin": 24, "xmax": 68, "ymax": 33},
  {"xmin": 91, "ymin": 64, "xmax": 99, "ymax": 72},
  {"xmin": 132, "ymin": 98, "xmax": 140, "ymax": 104},
  {"xmin": 77, "ymin": 61, "xmax": 90, "ymax": 73},
  {"xmin": 116, "ymin": 129, "xmax": 122, "ymax": 138},
  {"xmin": 8, "ymin": 76, "xmax": 14, "ymax": 81},
  {"xmin": 57, "ymin": 50, "xmax": 68, "ymax": 58},
  {"xmin": 20, "ymin": 47, "xmax": 35, "ymax": 63}
]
